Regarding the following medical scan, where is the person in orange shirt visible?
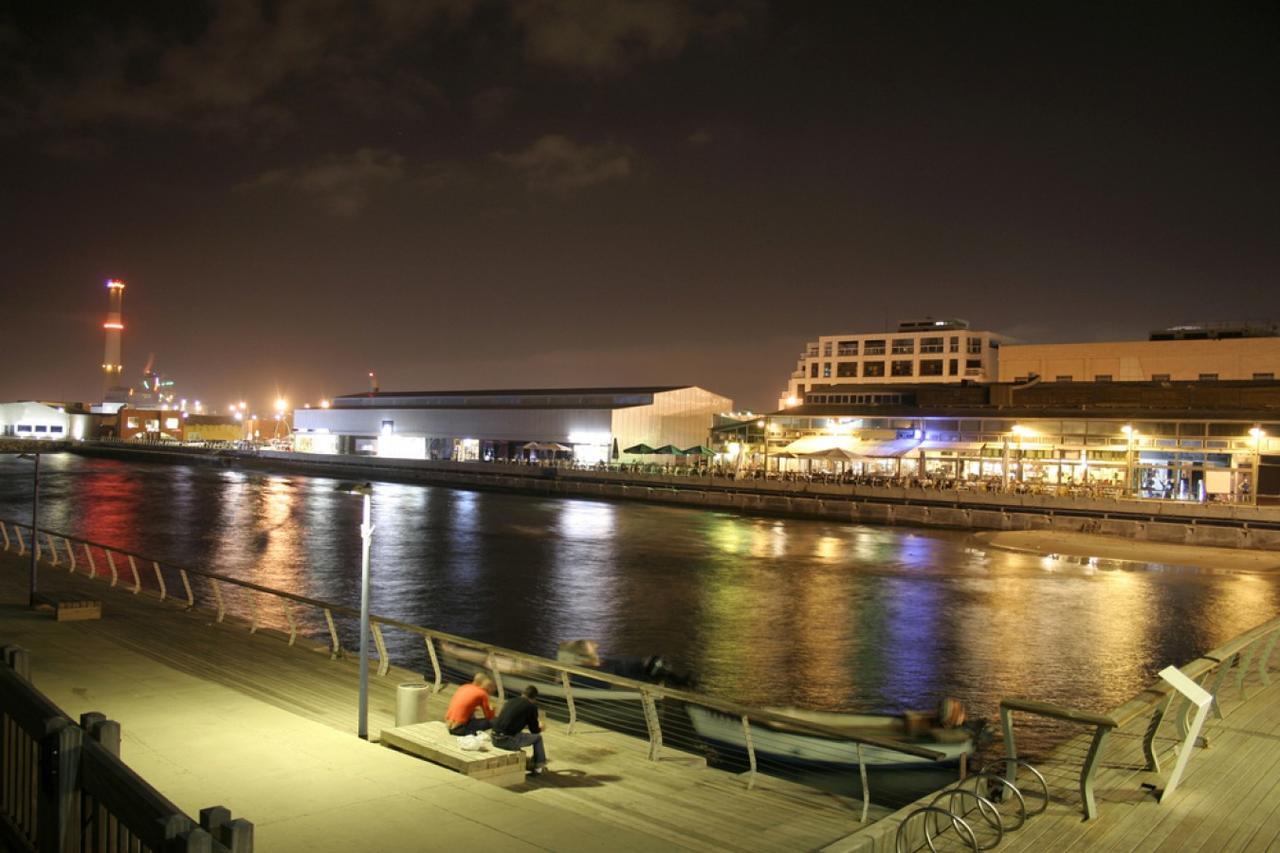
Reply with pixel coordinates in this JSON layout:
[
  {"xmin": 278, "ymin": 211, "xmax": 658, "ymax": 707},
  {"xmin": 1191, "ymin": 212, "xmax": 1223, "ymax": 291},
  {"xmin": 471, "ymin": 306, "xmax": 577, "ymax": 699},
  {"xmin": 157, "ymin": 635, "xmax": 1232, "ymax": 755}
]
[{"xmin": 445, "ymin": 673, "xmax": 496, "ymax": 736}]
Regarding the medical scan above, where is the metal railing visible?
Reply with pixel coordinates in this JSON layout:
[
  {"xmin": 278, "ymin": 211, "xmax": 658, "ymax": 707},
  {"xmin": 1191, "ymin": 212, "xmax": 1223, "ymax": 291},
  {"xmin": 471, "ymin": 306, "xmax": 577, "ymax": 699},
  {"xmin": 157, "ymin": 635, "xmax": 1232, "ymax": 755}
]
[
  {"xmin": 999, "ymin": 612, "xmax": 1280, "ymax": 820},
  {"xmin": 0, "ymin": 517, "xmax": 961, "ymax": 823},
  {"xmin": 0, "ymin": 647, "xmax": 253, "ymax": 852}
]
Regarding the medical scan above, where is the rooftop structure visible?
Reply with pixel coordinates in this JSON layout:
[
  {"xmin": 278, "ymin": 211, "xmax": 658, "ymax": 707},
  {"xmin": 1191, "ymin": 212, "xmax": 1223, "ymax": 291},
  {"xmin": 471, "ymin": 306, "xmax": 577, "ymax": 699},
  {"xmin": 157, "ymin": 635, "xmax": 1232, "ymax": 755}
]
[
  {"xmin": 1150, "ymin": 321, "xmax": 1279, "ymax": 340},
  {"xmin": 998, "ymin": 336, "xmax": 1280, "ymax": 384}
]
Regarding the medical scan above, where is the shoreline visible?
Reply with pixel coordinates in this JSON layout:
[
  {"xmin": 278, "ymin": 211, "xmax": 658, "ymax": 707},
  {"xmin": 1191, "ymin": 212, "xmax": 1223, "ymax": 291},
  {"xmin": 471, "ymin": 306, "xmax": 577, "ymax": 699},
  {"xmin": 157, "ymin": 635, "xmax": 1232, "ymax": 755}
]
[{"xmin": 972, "ymin": 529, "xmax": 1280, "ymax": 572}]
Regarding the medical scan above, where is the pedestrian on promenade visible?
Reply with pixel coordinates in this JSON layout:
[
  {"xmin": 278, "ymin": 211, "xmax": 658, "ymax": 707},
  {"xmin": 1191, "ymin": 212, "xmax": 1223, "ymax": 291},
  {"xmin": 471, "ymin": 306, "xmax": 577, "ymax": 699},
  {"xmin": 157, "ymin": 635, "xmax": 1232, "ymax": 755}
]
[
  {"xmin": 444, "ymin": 673, "xmax": 496, "ymax": 736},
  {"xmin": 492, "ymin": 685, "xmax": 547, "ymax": 774}
]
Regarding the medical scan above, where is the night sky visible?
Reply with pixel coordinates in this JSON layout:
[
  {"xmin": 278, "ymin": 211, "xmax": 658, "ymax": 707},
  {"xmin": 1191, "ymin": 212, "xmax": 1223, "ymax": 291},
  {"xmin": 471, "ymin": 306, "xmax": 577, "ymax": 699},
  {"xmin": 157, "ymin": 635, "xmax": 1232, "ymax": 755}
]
[{"xmin": 2, "ymin": 2, "xmax": 1276, "ymax": 411}]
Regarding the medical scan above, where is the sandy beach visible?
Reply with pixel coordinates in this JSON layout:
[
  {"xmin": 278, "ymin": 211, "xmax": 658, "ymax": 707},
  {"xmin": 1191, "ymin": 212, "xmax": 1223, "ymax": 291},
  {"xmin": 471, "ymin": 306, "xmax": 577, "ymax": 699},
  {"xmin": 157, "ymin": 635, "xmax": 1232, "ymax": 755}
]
[{"xmin": 972, "ymin": 530, "xmax": 1280, "ymax": 572}]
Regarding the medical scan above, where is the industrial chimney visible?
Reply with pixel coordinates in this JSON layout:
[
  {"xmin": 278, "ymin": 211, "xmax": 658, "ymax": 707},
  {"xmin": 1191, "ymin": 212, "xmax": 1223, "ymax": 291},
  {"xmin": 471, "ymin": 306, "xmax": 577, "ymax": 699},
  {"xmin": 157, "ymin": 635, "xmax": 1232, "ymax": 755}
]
[{"xmin": 102, "ymin": 279, "xmax": 128, "ymax": 402}]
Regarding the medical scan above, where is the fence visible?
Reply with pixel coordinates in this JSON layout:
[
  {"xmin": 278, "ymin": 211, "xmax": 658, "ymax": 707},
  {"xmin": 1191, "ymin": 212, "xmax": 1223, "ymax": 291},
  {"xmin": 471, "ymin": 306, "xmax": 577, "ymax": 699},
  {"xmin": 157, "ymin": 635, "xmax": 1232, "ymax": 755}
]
[
  {"xmin": 0, "ymin": 517, "xmax": 971, "ymax": 822},
  {"xmin": 0, "ymin": 647, "xmax": 252, "ymax": 853}
]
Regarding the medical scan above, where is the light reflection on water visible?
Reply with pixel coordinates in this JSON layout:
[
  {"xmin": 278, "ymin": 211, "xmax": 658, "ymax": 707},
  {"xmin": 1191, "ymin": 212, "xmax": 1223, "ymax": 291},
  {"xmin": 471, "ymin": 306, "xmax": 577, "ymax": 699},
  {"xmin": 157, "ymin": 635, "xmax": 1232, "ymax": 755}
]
[{"xmin": 3, "ymin": 453, "xmax": 1279, "ymax": 743}]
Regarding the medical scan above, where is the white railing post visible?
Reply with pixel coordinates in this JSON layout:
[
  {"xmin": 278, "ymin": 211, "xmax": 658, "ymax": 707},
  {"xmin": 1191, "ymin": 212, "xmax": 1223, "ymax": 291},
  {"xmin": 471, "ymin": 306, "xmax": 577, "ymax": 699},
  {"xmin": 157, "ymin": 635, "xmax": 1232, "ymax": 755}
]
[
  {"xmin": 740, "ymin": 715, "xmax": 756, "ymax": 790},
  {"xmin": 15, "ymin": 524, "xmax": 26, "ymax": 555},
  {"xmin": 561, "ymin": 672, "xmax": 577, "ymax": 735},
  {"xmin": 64, "ymin": 538, "xmax": 75, "ymax": 573},
  {"xmin": 857, "ymin": 743, "xmax": 870, "ymax": 823},
  {"xmin": 371, "ymin": 623, "xmax": 389, "ymax": 676},
  {"xmin": 0, "ymin": 522, "xmax": 9, "ymax": 551},
  {"xmin": 282, "ymin": 601, "xmax": 297, "ymax": 646},
  {"xmin": 486, "ymin": 650, "xmax": 505, "ymax": 701},
  {"xmin": 179, "ymin": 569, "xmax": 194, "ymax": 608},
  {"xmin": 324, "ymin": 608, "xmax": 341, "ymax": 658},
  {"xmin": 153, "ymin": 561, "xmax": 167, "ymax": 601},
  {"xmin": 640, "ymin": 689, "xmax": 662, "ymax": 761},
  {"xmin": 84, "ymin": 543, "xmax": 96, "ymax": 578},
  {"xmin": 127, "ymin": 555, "xmax": 140, "ymax": 594},
  {"xmin": 425, "ymin": 637, "xmax": 442, "ymax": 691},
  {"xmin": 212, "ymin": 580, "xmax": 225, "ymax": 622},
  {"xmin": 105, "ymin": 550, "xmax": 118, "ymax": 587},
  {"xmin": 46, "ymin": 533, "xmax": 58, "ymax": 566},
  {"xmin": 1156, "ymin": 665, "xmax": 1213, "ymax": 802},
  {"xmin": 1259, "ymin": 632, "xmax": 1280, "ymax": 687}
]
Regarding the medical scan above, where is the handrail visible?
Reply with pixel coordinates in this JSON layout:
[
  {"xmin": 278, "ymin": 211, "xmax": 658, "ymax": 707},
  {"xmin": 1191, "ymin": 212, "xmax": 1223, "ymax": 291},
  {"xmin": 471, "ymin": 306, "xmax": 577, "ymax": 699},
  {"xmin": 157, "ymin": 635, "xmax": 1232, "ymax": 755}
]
[
  {"xmin": 1000, "ymin": 611, "xmax": 1280, "ymax": 820},
  {"xmin": 0, "ymin": 516, "xmax": 945, "ymax": 763}
]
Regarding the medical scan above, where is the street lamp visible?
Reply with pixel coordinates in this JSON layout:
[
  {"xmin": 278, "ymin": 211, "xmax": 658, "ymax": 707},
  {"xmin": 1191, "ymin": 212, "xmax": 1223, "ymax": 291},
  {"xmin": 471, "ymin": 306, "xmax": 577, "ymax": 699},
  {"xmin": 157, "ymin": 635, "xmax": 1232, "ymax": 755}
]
[
  {"xmin": 336, "ymin": 482, "xmax": 375, "ymax": 738},
  {"xmin": 17, "ymin": 453, "xmax": 39, "ymax": 606}
]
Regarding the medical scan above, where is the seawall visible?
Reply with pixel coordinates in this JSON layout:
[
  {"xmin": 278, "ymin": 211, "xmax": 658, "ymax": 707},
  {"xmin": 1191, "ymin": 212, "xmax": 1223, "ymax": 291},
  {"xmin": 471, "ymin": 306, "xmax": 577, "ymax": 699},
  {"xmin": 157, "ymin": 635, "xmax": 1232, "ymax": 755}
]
[{"xmin": 70, "ymin": 443, "xmax": 1280, "ymax": 552}]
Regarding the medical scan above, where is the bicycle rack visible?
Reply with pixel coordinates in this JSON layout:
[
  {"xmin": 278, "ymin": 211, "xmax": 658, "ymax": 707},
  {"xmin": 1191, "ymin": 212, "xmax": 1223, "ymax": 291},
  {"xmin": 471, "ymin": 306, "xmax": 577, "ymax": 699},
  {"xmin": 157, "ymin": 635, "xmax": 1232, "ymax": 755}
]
[{"xmin": 894, "ymin": 759, "xmax": 1048, "ymax": 852}]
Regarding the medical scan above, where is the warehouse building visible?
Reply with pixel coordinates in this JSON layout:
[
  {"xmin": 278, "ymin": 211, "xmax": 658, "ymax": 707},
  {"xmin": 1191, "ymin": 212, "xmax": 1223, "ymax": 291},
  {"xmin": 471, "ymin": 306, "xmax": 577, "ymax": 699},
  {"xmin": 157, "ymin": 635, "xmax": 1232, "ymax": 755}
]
[{"xmin": 292, "ymin": 386, "xmax": 732, "ymax": 464}]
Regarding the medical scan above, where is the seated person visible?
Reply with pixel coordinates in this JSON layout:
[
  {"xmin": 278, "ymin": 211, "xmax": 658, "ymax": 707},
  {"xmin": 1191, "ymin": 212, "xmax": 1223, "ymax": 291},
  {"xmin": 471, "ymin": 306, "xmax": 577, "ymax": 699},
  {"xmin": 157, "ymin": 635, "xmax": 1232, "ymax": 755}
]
[
  {"xmin": 444, "ymin": 673, "xmax": 495, "ymax": 736},
  {"xmin": 491, "ymin": 685, "xmax": 546, "ymax": 774}
]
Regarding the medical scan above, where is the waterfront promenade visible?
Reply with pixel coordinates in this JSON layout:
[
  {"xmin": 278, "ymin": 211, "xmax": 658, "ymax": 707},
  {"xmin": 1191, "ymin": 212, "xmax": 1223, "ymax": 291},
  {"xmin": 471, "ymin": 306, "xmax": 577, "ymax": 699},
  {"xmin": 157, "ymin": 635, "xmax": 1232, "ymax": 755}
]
[{"xmin": 0, "ymin": 550, "xmax": 884, "ymax": 852}]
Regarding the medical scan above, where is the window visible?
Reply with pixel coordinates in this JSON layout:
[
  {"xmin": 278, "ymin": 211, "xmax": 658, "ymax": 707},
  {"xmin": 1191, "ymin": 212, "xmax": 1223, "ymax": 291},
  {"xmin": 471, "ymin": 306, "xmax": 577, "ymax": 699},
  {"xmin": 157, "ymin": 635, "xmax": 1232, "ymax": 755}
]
[
  {"xmin": 1152, "ymin": 374, "xmax": 1170, "ymax": 382},
  {"xmin": 920, "ymin": 337, "xmax": 944, "ymax": 353},
  {"xmin": 837, "ymin": 362, "xmax": 857, "ymax": 377},
  {"xmin": 949, "ymin": 359, "xmax": 959, "ymax": 375},
  {"xmin": 966, "ymin": 359, "xmax": 983, "ymax": 369},
  {"xmin": 1056, "ymin": 375, "xmax": 1073, "ymax": 382},
  {"xmin": 950, "ymin": 336, "xmax": 960, "ymax": 353},
  {"xmin": 863, "ymin": 361, "xmax": 885, "ymax": 377},
  {"xmin": 1254, "ymin": 373, "xmax": 1275, "ymax": 380},
  {"xmin": 1094, "ymin": 375, "xmax": 1112, "ymax": 382},
  {"xmin": 864, "ymin": 339, "xmax": 886, "ymax": 356},
  {"xmin": 34, "ymin": 425, "xmax": 47, "ymax": 433},
  {"xmin": 891, "ymin": 339, "xmax": 915, "ymax": 355},
  {"xmin": 822, "ymin": 342, "xmax": 832, "ymax": 357},
  {"xmin": 919, "ymin": 359, "xmax": 944, "ymax": 376},
  {"xmin": 837, "ymin": 340, "xmax": 858, "ymax": 356},
  {"xmin": 1199, "ymin": 373, "xmax": 1218, "ymax": 381},
  {"xmin": 967, "ymin": 337, "xmax": 983, "ymax": 355},
  {"xmin": 822, "ymin": 362, "xmax": 831, "ymax": 378},
  {"xmin": 164, "ymin": 417, "xmax": 180, "ymax": 430},
  {"xmin": 126, "ymin": 417, "xmax": 139, "ymax": 429},
  {"xmin": 891, "ymin": 360, "xmax": 914, "ymax": 377},
  {"xmin": 17, "ymin": 424, "xmax": 31, "ymax": 433},
  {"xmin": 50, "ymin": 425, "xmax": 63, "ymax": 434},
  {"xmin": 810, "ymin": 363, "xmax": 819, "ymax": 378}
]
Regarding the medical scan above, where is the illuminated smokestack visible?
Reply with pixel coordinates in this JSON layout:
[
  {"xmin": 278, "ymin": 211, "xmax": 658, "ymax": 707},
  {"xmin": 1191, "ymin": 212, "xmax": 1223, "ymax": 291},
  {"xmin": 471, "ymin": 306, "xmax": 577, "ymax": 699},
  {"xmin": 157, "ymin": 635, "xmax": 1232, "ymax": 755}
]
[{"xmin": 103, "ymin": 278, "xmax": 126, "ymax": 399}]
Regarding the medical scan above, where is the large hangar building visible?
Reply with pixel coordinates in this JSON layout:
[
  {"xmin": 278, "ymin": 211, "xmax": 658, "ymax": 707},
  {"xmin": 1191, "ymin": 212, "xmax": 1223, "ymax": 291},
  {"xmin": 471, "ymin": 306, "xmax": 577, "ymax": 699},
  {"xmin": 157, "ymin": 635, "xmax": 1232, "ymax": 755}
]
[{"xmin": 292, "ymin": 386, "xmax": 732, "ymax": 463}]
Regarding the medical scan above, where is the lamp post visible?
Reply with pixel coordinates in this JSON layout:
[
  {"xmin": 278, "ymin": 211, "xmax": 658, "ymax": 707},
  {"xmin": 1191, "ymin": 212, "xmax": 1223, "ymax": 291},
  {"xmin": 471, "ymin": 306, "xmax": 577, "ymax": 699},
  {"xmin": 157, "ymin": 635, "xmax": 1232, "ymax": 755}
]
[
  {"xmin": 1121, "ymin": 424, "xmax": 1135, "ymax": 498},
  {"xmin": 17, "ymin": 453, "xmax": 39, "ymax": 605},
  {"xmin": 337, "ymin": 481, "xmax": 375, "ymax": 739},
  {"xmin": 1250, "ymin": 426, "xmax": 1266, "ymax": 507}
]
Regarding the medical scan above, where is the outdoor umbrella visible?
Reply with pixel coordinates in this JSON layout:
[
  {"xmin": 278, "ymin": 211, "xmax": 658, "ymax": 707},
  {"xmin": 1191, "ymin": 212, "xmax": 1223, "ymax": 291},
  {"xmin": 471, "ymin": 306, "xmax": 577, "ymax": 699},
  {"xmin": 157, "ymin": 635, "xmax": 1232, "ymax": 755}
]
[
  {"xmin": 623, "ymin": 443, "xmax": 657, "ymax": 454},
  {"xmin": 681, "ymin": 445, "xmax": 716, "ymax": 456},
  {"xmin": 650, "ymin": 444, "xmax": 686, "ymax": 456}
]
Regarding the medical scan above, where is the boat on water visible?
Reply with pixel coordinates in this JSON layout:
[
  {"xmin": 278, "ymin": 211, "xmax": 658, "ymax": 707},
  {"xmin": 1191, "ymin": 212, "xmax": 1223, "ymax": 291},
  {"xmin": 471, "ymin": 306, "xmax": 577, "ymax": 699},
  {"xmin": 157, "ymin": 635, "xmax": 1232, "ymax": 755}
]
[{"xmin": 686, "ymin": 704, "xmax": 981, "ymax": 770}]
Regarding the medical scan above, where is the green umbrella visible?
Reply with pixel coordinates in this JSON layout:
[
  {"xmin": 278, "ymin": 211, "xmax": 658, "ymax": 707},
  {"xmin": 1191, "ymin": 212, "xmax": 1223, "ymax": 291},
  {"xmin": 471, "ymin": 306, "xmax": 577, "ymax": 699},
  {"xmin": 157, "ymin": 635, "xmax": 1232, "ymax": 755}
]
[
  {"xmin": 651, "ymin": 444, "xmax": 686, "ymax": 456},
  {"xmin": 682, "ymin": 445, "xmax": 716, "ymax": 456},
  {"xmin": 623, "ymin": 443, "xmax": 657, "ymax": 454}
]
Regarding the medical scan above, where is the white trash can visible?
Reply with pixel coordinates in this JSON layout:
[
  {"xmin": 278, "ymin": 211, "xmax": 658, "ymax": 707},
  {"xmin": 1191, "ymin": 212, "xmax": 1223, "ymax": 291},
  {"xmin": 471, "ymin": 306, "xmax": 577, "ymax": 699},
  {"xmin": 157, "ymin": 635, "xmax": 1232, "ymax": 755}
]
[{"xmin": 395, "ymin": 682, "xmax": 431, "ymax": 727}]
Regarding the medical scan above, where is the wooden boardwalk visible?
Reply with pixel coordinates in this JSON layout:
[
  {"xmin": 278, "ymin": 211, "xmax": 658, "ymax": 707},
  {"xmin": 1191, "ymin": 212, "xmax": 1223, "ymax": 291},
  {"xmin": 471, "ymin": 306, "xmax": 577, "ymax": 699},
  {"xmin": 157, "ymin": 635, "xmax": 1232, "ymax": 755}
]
[
  {"xmin": 0, "ymin": 552, "xmax": 886, "ymax": 852},
  {"xmin": 828, "ymin": 635, "xmax": 1280, "ymax": 851}
]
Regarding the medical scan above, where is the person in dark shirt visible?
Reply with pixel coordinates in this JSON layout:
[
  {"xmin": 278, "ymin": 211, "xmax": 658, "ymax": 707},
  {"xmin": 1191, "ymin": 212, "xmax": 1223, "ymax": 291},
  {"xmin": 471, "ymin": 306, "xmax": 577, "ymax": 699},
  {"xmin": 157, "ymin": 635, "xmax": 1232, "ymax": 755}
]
[{"xmin": 491, "ymin": 685, "xmax": 546, "ymax": 773}]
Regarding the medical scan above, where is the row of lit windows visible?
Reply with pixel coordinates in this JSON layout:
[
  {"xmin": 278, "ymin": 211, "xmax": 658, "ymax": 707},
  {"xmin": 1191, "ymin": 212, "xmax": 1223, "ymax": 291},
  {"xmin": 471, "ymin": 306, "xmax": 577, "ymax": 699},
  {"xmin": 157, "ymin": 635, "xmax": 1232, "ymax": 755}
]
[
  {"xmin": 809, "ymin": 336, "xmax": 990, "ymax": 358},
  {"xmin": 1033, "ymin": 372, "xmax": 1276, "ymax": 383},
  {"xmin": 809, "ymin": 358, "xmax": 986, "ymax": 378},
  {"xmin": 10, "ymin": 424, "xmax": 64, "ymax": 434}
]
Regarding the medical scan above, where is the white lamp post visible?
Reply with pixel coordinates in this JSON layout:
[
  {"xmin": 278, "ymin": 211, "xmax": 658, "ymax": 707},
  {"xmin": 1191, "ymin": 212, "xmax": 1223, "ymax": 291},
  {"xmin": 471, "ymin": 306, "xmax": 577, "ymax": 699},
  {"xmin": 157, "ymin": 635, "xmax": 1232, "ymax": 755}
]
[{"xmin": 337, "ymin": 481, "xmax": 375, "ymax": 738}]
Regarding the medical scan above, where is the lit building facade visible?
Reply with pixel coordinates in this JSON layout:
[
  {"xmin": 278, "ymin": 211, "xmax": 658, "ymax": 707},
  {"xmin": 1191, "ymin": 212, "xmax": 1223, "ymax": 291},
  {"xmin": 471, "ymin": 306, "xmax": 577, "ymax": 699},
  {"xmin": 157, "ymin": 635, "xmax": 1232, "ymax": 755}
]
[
  {"xmin": 998, "ymin": 336, "xmax": 1280, "ymax": 384},
  {"xmin": 292, "ymin": 386, "xmax": 732, "ymax": 463},
  {"xmin": 0, "ymin": 402, "xmax": 92, "ymax": 441},
  {"xmin": 780, "ymin": 319, "xmax": 1008, "ymax": 408}
]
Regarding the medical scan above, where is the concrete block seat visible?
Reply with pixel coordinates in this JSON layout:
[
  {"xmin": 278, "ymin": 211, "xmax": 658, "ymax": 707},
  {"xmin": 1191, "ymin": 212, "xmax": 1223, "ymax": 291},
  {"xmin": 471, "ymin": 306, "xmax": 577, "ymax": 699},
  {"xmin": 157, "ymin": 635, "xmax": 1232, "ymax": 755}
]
[
  {"xmin": 380, "ymin": 721, "xmax": 525, "ymax": 787},
  {"xmin": 31, "ymin": 591, "xmax": 102, "ymax": 622}
]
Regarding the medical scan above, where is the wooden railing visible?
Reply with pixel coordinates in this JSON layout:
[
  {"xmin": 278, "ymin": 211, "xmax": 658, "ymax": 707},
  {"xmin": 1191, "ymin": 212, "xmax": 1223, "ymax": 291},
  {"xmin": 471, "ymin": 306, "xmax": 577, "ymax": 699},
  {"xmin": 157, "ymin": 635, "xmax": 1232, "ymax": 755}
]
[
  {"xmin": 0, "ymin": 648, "xmax": 252, "ymax": 852},
  {"xmin": 999, "ymin": 612, "xmax": 1280, "ymax": 820},
  {"xmin": 0, "ymin": 518, "xmax": 952, "ymax": 822}
]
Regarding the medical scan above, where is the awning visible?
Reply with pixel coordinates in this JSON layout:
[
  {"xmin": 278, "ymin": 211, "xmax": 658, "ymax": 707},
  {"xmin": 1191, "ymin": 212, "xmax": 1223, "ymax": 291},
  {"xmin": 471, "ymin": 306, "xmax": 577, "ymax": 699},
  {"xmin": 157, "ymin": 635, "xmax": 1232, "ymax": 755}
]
[
  {"xmin": 849, "ymin": 439, "xmax": 923, "ymax": 458},
  {"xmin": 780, "ymin": 434, "xmax": 860, "ymax": 455},
  {"xmin": 523, "ymin": 441, "xmax": 572, "ymax": 452}
]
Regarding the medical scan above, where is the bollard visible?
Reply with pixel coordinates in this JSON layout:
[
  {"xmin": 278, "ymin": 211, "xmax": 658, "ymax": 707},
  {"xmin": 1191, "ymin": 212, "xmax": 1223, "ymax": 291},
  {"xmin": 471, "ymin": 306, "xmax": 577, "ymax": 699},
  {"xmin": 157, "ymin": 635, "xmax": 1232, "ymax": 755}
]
[{"xmin": 395, "ymin": 682, "xmax": 431, "ymax": 727}]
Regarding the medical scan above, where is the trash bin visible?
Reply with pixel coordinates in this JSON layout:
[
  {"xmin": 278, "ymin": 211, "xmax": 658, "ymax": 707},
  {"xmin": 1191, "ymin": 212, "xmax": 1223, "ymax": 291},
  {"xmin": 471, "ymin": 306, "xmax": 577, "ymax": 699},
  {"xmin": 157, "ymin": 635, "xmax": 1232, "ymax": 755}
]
[{"xmin": 395, "ymin": 682, "xmax": 431, "ymax": 727}]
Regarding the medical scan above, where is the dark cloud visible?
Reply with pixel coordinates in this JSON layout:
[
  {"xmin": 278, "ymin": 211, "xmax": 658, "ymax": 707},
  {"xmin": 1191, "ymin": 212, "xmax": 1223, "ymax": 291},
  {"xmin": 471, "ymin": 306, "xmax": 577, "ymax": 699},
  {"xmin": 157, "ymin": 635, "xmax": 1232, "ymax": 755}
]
[
  {"xmin": 511, "ymin": 0, "xmax": 748, "ymax": 72},
  {"xmin": 237, "ymin": 148, "xmax": 407, "ymax": 216},
  {"xmin": 497, "ymin": 134, "xmax": 632, "ymax": 192}
]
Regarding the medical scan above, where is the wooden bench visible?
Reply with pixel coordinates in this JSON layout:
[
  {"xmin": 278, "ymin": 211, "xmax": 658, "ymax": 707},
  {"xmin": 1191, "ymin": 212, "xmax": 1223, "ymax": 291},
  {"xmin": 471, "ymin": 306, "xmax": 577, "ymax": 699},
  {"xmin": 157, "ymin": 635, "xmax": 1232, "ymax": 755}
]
[
  {"xmin": 380, "ymin": 721, "xmax": 525, "ymax": 787},
  {"xmin": 32, "ymin": 592, "xmax": 102, "ymax": 622}
]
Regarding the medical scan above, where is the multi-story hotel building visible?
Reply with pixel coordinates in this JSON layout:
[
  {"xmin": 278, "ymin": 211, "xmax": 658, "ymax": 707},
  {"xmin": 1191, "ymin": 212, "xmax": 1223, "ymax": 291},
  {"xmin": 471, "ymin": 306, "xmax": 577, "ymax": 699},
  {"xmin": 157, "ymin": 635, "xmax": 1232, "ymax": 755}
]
[{"xmin": 780, "ymin": 319, "xmax": 1008, "ymax": 408}]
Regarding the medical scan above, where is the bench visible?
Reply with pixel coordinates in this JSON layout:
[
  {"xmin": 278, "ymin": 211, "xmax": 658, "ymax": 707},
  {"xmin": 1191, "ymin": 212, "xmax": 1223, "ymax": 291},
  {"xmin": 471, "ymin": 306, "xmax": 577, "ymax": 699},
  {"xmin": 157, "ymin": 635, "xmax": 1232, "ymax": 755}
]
[
  {"xmin": 380, "ymin": 721, "xmax": 525, "ymax": 787},
  {"xmin": 32, "ymin": 592, "xmax": 102, "ymax": 622}
]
